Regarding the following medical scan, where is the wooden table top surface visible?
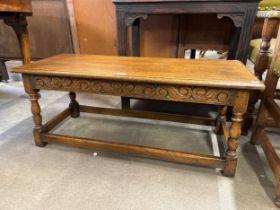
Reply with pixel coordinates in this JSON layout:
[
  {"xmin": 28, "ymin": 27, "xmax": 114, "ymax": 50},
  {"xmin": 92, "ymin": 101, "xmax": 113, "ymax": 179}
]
[
  {"xmin": 12, "ymin": 54, "xmax": 264, "ymax": 90},
  {"xmin": 0, "ymin": 0, "xmax": 32, "ymax": 13}
]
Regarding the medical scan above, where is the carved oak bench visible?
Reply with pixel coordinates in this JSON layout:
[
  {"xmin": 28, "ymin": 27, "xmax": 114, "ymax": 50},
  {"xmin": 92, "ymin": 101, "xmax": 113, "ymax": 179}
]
[{"xmin": 11, "ymin": 54, "xmax": 264, "ymax": 177}]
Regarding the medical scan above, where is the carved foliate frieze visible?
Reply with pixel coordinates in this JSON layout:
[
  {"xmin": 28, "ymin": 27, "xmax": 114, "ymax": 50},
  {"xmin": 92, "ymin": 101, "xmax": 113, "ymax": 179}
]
[{"xmin": 30, "ymin": 76, "xmax": 234, "ymax": 105}]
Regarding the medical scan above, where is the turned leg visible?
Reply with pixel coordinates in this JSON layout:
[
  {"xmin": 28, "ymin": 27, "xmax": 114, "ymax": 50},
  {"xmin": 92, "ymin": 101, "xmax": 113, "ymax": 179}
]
[
  {"xmin": 28, "ymin": 89, "xmax": 46, "ymax": 147},
  {"xmin": 69, "ymin": 92, "xmax": 80, "ymax": 118},
  {"xmin": 254, "ymin": 18, "xmax": 278, "ymax": 81},
  {"xmin": 4, "ymin": 14, "xmax": 31, "ymax": 65},
  {"xmin": 223, "ymin": 112, "xmax": 243, "ymax": 177},
  {"xmin": 223, "ymin": 91, "xmax": 248, "ymax": 177},
  {"xmin": 215, "ymin": 106, "xmax": 228, "ymax": 135}
]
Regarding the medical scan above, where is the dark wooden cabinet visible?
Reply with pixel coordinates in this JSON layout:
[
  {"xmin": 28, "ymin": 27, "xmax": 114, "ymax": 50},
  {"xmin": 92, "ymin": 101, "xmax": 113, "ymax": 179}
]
[
  {"xmin": 113, "ymin": 0, "xmax": 260, "ymax": 64},
  {"xmin": 0, "ymin": 0, "xmax": 73, "ymax": 60},
  {"xmin": 0, "ymin": 0, "xmax": 32, "ymax": 80}
]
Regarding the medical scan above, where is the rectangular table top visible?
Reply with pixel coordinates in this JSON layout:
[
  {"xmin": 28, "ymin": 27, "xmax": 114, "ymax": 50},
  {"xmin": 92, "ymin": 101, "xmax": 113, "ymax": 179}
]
[{"xmin": 12, "ymin": 54, "xmax": 264, "ymax": 90}]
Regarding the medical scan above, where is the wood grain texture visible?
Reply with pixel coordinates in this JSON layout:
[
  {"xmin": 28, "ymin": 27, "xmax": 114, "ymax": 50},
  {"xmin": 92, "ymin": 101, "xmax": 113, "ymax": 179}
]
[
  {"xmin": 65, "ymin": 0, "xmax": 80, "ymax": 53},
  {"xmin": 0, "ymin": 0, "xmax": 32, "ymax": 13},
  {"xmin": 43, "ymin": 133, "xmax": 226, "ymax": 168},
  {"xmin": 0, "ymin": 1, "xmax": 32, "ymax": 80},
  {"xmin": 223, "ymin": 90, "xmax": 248, "ymax": 177},
  {"xmin": 42, "ymin": 108, "xmax": 70, "ymax": 133},
  {"xmin": 115, "ymin": 0, "xmax": 259, "ymax": 108},
  {"xmin": 73, "ymin": 0, "xmax": 117, "ymax": 55},
  {"xmin": 4, "ymin": 14, "xmax": 31, "ymax": 64},
  {"xmin": 11, "ymin": 54, "xmax": 264, "ymax": 90},
  {"xmin": 0, "ymin": 0, "xmax": 73, "ymax": 59}
]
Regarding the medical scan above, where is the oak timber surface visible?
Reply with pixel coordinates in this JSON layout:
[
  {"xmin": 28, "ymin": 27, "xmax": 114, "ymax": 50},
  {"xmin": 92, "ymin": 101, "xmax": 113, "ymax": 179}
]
[
  {"xmin": 0, "ymin": 0, "xmax": 32, "ymax": 13},
  {"xmin": 11, "ymin": 54, "xmax": 264, "ymax": 90}
]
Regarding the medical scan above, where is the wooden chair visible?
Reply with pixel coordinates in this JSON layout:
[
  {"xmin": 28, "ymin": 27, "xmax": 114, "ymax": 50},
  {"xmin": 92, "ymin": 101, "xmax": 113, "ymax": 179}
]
[
  {"xmin": 250, "ymin": 26, "xmax": 280, "ymax": 207},
  {"xmin": 243, "ymin": 0, "xmax": 280, "ymax": 133}
]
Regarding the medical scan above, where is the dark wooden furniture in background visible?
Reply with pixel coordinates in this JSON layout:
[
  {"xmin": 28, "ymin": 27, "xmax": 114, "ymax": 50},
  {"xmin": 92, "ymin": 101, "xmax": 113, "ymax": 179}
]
[
  {"xmin": 250, "ymin": 27, "xmax": 280, "ymax": 207},
  {"xmin": 0, "ymin": 0, "xmax": 32, "ymax": 81},
  {"xmin": 0, "ymin": 0, "xmax": 74, "ymax": 81},
  {"xmin": 0, "ymin": 0, "xmax": 263, "ymax": 65},
  {"xmin": 113, "ymin": 0, "xmax": 260, "ymax": 109},
  {"xmin": 113, "ymin": 0, "xmax": 259, "ymax": 62},
  {"xmin": 72, "ymin": 0, "xmax": 258, "ymax": 58},
  {"xmin": 11, "ymin": 54, "xmax": 264, "ymax": 177},
  {"xmin": 72, "ymin": 0, "xmax": 232, "ymax": 57}
]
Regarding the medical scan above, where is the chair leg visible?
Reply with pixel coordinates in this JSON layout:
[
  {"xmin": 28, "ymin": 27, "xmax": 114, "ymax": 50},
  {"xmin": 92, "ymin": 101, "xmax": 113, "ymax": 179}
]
[
  {"xmin": 275, "ymin": 182, "xmax": 280, "ymax": 208},
  {"xmin": 250, "ymin": 125, "xmax": 264, "ymax": 145},
  {"xmin": 250, "ymin": 101, "xmax": 268, "ymax": 145}
]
